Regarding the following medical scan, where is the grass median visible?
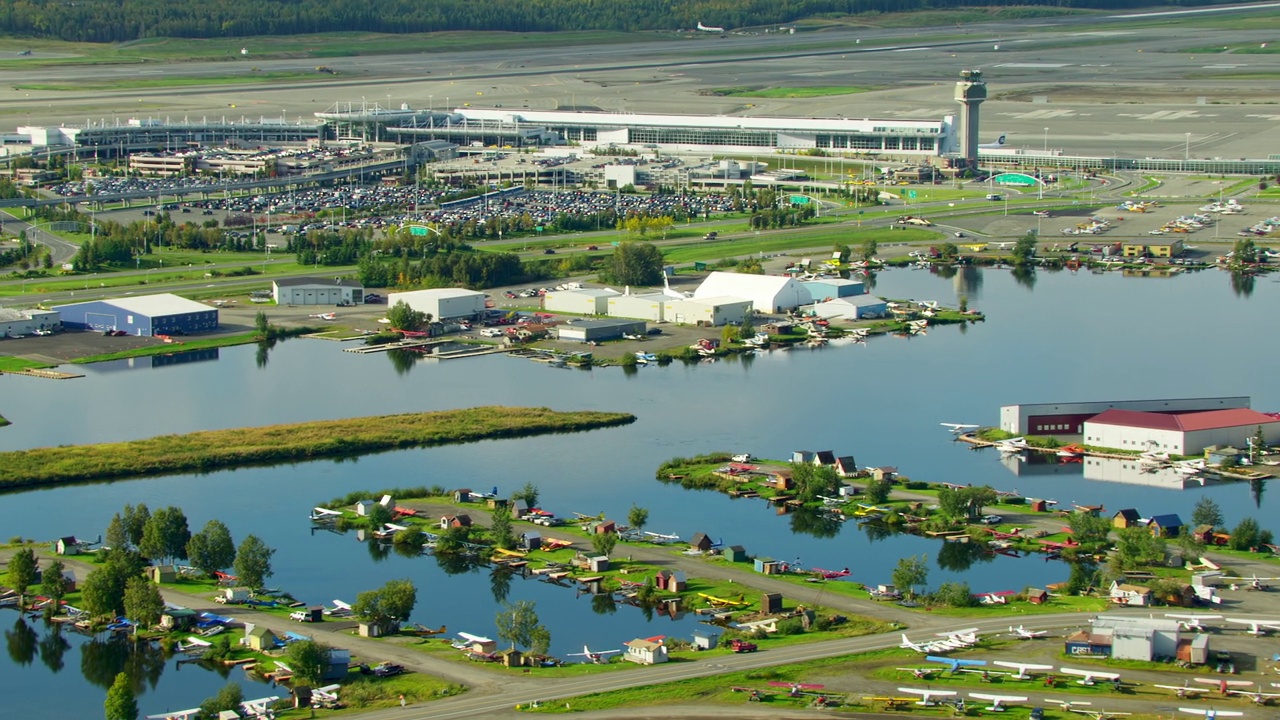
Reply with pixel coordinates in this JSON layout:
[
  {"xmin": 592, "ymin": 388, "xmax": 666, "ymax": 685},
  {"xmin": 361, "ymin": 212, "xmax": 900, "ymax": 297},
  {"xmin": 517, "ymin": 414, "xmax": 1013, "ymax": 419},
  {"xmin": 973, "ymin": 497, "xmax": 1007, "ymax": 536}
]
[{"xmin": 0, "ymin": 406, "xmax": 635, "ymax": 490}]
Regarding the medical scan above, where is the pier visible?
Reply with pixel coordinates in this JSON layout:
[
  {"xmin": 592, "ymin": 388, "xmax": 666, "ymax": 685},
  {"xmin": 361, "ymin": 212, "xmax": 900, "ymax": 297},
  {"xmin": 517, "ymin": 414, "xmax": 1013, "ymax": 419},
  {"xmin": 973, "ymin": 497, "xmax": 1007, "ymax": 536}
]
[{"xmin": 0, "ymin": 368, "xmax": 84, "ymax": 380}]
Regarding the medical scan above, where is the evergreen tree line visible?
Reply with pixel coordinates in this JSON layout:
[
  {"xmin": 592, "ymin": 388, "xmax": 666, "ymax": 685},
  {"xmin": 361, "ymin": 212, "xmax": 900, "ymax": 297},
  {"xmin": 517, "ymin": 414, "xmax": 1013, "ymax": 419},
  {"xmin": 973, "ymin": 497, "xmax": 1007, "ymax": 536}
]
[{"xmin": 0, "ymin": 0, "xmax": 1234, "ymax": 43}]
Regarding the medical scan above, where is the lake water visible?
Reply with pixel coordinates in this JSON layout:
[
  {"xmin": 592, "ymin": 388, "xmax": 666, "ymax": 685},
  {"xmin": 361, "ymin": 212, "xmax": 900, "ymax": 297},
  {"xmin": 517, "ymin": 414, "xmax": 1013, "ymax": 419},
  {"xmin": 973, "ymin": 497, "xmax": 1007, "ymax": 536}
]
[{"xmin": 1, "ymin": 265, "xmax": 1275, "ymax": 716}]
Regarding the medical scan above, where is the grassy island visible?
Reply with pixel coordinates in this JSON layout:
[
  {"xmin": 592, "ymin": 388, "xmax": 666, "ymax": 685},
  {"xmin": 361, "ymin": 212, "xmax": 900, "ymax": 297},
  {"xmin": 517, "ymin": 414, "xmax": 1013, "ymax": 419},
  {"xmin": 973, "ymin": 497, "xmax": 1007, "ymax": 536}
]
[
  {"xmin": 0, "ymin": 406, "xmax": 634, "ymax": 489},
  {"xmin": 0, "ymin": 413, "xmax": 8, "ymax": 427}
]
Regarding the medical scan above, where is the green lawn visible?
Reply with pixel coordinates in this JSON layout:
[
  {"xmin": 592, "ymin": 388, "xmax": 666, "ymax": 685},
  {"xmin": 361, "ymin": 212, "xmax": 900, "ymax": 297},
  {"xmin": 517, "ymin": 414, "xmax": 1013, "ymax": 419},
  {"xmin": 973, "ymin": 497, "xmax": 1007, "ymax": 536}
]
[{"xmin": 0, "ymin": 357, "xmax": 54, "ymax": 372}]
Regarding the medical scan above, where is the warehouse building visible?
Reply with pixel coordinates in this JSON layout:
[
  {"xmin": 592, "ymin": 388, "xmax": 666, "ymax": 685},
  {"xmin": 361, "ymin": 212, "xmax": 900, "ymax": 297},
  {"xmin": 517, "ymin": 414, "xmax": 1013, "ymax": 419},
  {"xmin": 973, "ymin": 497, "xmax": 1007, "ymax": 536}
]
[
  {"xmin": 1083, "ymin": 408, "xmax": 1280, "ymax": 456},
  {"xmin": 387, "ymin": 288, "xmax": 486, "ymax": 321},
  {"xmin": 693, "ymin": 272, "xmax": 807, "ymax": 314},
  {"xmin": 801, "ymin": 278, "xmax": 865, "ymax": 302},
  {"xmin": 999, "ymin": 397, "xmax": 1251, "ymax": 436},
  {"xmin": 557, "ymin": 318, "xmax": 645, "ymax": 342},
  {"xmin": 0, "ymin": 307, "xmax": 61, "ymax": 337},
  {"xmin": 1088, "ymin": 617, "xmax": 1189, "ymax": 662},
  {"xmin": 607, "ymin": 293, "xmax": 668, "ymax": 322},
  {"xmin": 543, "ymin": 288, "xmax": 620, "ymax": 316},
  {"xmin": 273, "ymin": 277, "xmax": 364, "ymax": 306},
  {"xmin": 663, "ymin": 296, "xmax": 752, "ymax": 326},
  {"xmin": 808, "ymin": 295, "xmax": 889, "ymax": 320},
  {"xmin": 54, "ymin": 293, "xmax": 218, "ymax": 336}
]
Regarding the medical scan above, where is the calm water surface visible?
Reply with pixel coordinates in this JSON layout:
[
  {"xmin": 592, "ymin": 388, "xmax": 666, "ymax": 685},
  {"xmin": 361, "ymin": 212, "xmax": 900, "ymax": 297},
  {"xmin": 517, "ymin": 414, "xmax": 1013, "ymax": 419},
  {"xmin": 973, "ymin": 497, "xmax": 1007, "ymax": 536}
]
[{"xmin": 1, "ymin": 266, "xmax": 1274, "ymax": 716}]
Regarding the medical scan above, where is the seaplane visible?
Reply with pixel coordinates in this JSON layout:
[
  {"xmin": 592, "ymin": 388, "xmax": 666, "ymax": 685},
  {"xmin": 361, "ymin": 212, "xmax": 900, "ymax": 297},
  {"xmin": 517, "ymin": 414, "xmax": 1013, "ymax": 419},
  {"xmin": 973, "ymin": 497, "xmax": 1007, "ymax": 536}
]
[
  {"xmin": 1009, "ymin": 625, "xmax": 1048, "ymax": 639},
  {"xmin": 992, "ymin": 241, "xmax": 1016, "ymax": 251},
  {"xmin": 310, "ymin": 312, "xmax": 337, "ymax": 321},
  {"xmin": 176, "ymin": 636, "xmax": 212, "ymax": 655},
  {"xmin": 1154, "ymin": 682, "xmax": 1208, "ymax": 699},
  {"xmin": 941, "ymin": 423, "xmax": 980, "ymax": 435},
  {"xmin": 1059, "ymin": 667, "xmax": 1121, "ymax": 686},
  {"xmin": 325, "ymin": 599, "xmax": 353, "ymax": 617},
  {"xmin": 1179, "ymin": 709, "xmax": 1244, "ymax": 720},
  {"xmin": 1056, "ymin": 444, "xmax": 1086, "ymax": 458},
  {"xmin": 451, "ymin": 631, "xmax": 494, "ymax": 650},
  {"xmin": 810, "ymin": 567, "xmax": 851, "ymax": 580},
  {"xmin": 899, "ymin": 688, "xmax": 958, "ymax": 707},
  {"xmin": 970, "ymin": 693, "xmax": 1027, "ymax": 711},
  {"xmin": 568, "ymin": 644, "xmax": 622, "ymax": 664},
  {"xmin": 996, "ymin": 437, "xmax": 1029, "ymax": 455},
  {"xmin": 938, "ymin": 627, "xmax": 980, "ymax": 646},
  {"xmin": 240, "ymin": 697, "xmax": 281, "ymax": 718},
  {"xmin": 698, "ymin": 592, "xmax": 748, "ymax": 608},
  {"xmin": 1225, "ymin": 617, "xmax": 1280, "ymax": 635},
  {"xmin": 993, "ymin": 661, "xmax": 1053, "ymax": 679},
  {"xmin": 312, "ymin": 684, "xmax": 342, "ymax": 707},
  {"xmin": 927, "ymin": 655, "xmax": 987, "ymax": 673},
  {"xmin": 1165, "ymin": 614, "xmax": 1222, "ymax": 632},
  {"xmin": 643, "ymin": 531, "xmax": 681, "ymax": 544},
  {"xmin": 696, "ymin": 21, "xmax": 725, "ymax": 32},
  {"xmin": 1173, "ymin": 459, "xmax": 1207, "ymax": 476},
  {"xmin": 1195, "ymin": 678, "xmax": 1254, "ymax": 695},
  {"xmin": 309, "ymin": 507, "xmax": 342, "ymax": 522},
  {"xmin": 1228, "ymin": 686, "xmax": 1280, "ymax": 705}
]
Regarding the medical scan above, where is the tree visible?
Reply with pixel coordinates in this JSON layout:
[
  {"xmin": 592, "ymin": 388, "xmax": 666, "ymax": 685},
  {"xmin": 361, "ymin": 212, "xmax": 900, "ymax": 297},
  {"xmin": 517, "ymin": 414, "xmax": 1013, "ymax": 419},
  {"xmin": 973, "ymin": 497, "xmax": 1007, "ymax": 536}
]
[
  {"xmin": 105, "ymin": 514, "xmax": 130, "ymax": 551},
  {"xmin": 121, "ymin": 504, "xmax": 149, "ymax": 548},
  {"xmin": 285, "ymin": 640, "xmax": 332, "ymax": 686},
  {"xmin": 937, "ymin": 487, "xmax": 966, "ymax": 519},
  {"xmin": 122, "ymin": 577, "xmax": 164, "ymax": 631},
  {"xmin": 860, "ymin": 238, "xmax": 878, "ymax": 262},
  {"xmin": 529, "ymin": 625, "xmax": 552, "ymax": 656},
  {"xmin": 606, "ymin": 242, "xmax": 664, "ymax": 286},
  {"xmin": 354, "ymin": 578, "xmax": 417, "ymax": 630},
  {"xmin": 932, "ymin": 581, "xmax": 977, "ymax": 608},
  {"xmin": 40, "ymin": 559, "xmax": 70, "ymax": 610},
  {"xmin": 254, "ymin": 310, "xmax": 270, "ymax": 338},
  {"xmin": 367, "ymin": 501, "xmax": 393, "ymax": 529},
  {"xmin": 512, "ymin": 482, "xmax": 539, "ymax": 509},
  {"xmin": 386, "ymin": 300, "xmax": 429, "ymax": 332},
  {"xmin": 627, "ymin": 505, "xmax": 649, "ymax": 535},
  {"xmin": 186, "ymin": 520, "xmax": 236, "ymax": 578},
  {"xmin": 1230, "ymin": 517, "xmax": 1262, "ymax": 551},
  {"xmin": 198, "ymin": 682, "xmax": 244, "ymax": 720},
  {"xmin": 1066, "ymin": 511, "xmax": 1112, "ymax": 547},
  {"xmin": 81, "ymin": 566, "xmax": 127, "ymax": 619},
  {"xmin": 489, "ymin": 504, "xmax": 514, "ymax": 550},
  {"xmin": 1113, "ymin": 526, "xmax": 1166, "ymax": 570},
  {"xmin": 139, "ymin": 506, "xmax": 190, "ymax": 564},
  {"xmin": 864, "ymin": 477, "xmax": 892, "ymax": 505},
  {"xmin": 790, "ymin": 462, "xmax": 839, "ymax": 504},
  {"xmin": 892, "ymin": 554, "xmax": 929, "ymax": 599},
  {"xmin": 591, "ymin": 531, "xmax": 617, "ymax": 558},
  {"xmin": 6, "ymin": 548, "xmax": 37, "ymax": 608},
  {"xmin": 1010, "ymin": 230, "xmax": 1037, "ymax": 266},
  {"xmin": 233, "ymin": 535, "xmax": 275, "ymax": 589},
  {"xmin": 495, "ymin": 599, "xmax": 544, "ymax": 651},
  {"xmin": 1191, "ymin": 497, "xmax": 1224, "ymax": 529},
  {"xmin": 104, "ymin": 671, "xmax": 138, "ymax": 720}
]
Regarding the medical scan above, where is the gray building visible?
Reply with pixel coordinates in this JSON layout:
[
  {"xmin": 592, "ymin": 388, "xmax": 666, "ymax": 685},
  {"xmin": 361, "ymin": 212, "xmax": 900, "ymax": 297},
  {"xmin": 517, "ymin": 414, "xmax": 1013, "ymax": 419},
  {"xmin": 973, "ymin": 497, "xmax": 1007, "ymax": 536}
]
[
  {"xmin": 1091, "ymin": 616, "xmax": 1182, "ymax": 661},
  {"xmin": 387, "ymin": 288, "xmax": 486, "ymax": 321},
  {"xmin": 999, "ymin": 397, "xmax": 1251, "ymax": 436},
  {"xmin": 54, "ymin": 293, "xmax": 217, "ymax": 336},
  {"xmin": 273, "ymin": 277, "xmax": 364, "ymax": 306},
  {"xmin": 557, "ymin": 318, "xmax": 645, "ymax": 342},
  {"xmin": 0, "ymin": 307, "xmax": 60, "ymax": 337}
]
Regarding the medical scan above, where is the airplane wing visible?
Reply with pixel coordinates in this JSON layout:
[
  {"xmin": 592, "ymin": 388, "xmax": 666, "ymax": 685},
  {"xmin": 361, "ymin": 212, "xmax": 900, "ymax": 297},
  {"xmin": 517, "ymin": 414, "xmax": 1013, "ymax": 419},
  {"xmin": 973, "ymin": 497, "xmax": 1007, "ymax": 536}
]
[
  {"xmin": 457, "ymin": 632, "xmax": 493, "ymax": 643},
  {"xmin": 146, "ymin": 710, "xmax": 202, "ymax": 720},
  {"xmin": 1180, "ymin": 710, "xmax": 1243, "ymax": 718},
  {"xmin": 972, "ymin": 693, "xmax": 1027, "ymax": 702},
  {"xmin": 333, "ymin": 599, "xmax": 352, "ymax": 610}
]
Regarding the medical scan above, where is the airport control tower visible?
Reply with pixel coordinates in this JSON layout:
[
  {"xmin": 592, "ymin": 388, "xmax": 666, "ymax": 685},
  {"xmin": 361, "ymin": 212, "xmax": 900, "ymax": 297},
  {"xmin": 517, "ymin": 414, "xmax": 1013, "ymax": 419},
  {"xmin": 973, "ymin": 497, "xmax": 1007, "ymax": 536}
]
[{"xmin": 954, "ymin": 69, "xmax": 987, "ymax": 169}]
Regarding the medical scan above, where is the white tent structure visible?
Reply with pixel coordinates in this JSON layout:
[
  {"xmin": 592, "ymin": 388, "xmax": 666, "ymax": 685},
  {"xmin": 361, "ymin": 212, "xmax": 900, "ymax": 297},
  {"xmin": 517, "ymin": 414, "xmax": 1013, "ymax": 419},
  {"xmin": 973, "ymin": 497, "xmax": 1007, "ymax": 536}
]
[{"xmin": 692, "ymin": 272, "xmax": 807, "ymax": 314}]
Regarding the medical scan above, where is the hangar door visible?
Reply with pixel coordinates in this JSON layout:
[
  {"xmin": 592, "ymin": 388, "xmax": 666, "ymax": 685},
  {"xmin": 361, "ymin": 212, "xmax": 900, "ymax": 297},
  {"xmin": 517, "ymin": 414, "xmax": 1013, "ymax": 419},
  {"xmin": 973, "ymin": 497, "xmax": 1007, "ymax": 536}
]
[{"xmin": 84, "ymin": 312, "xmax": 117, "ymax": 331}]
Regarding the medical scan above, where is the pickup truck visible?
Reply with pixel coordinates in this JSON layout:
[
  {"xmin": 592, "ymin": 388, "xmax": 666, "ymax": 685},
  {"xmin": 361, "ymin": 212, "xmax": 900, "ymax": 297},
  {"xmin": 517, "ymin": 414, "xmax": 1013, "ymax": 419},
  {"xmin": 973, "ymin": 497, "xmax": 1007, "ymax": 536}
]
[{"xmin": 728, "ymin": 639, "xmax": 758, "ymax": 653}]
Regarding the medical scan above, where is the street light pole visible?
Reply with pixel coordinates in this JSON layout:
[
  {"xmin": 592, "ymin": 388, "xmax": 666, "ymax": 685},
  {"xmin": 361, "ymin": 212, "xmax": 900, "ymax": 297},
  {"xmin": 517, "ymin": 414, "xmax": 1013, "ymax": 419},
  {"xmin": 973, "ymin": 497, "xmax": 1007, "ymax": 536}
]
[{"xmin": 1043, "ymin": 127, "xmax": 1048, "ymax": 153}]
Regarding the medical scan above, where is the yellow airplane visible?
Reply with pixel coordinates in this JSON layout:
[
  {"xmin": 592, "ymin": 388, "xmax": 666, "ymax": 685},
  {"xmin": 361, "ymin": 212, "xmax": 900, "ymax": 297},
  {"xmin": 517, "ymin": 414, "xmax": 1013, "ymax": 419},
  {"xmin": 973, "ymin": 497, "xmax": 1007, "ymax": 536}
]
[
  {"xmin": 698, "ymin": 592, "xmax": 748, "ymax": 608},
  {"xmin": 494, "ymin": 548, "xmax": 528, "ymax": 558}
]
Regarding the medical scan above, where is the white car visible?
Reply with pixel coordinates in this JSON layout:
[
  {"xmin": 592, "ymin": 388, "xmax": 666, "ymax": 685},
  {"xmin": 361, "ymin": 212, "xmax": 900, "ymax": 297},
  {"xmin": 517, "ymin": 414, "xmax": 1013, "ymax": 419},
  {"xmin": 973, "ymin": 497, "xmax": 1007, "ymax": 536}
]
[{"xmin": 479, "ymin": 328, "xmax": 505, "ymax": 337}]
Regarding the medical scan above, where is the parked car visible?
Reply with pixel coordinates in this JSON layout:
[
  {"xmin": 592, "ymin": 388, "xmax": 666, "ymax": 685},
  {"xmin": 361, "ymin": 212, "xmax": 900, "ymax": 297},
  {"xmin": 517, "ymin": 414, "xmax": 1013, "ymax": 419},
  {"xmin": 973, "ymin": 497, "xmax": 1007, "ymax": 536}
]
[
  {"xmin": 364, "ymin": 293, "xmax": 383, "ymax": 303},
  {"xmin": 981, "ymin": 514, "xmax": 1003, "ymax": 525}
]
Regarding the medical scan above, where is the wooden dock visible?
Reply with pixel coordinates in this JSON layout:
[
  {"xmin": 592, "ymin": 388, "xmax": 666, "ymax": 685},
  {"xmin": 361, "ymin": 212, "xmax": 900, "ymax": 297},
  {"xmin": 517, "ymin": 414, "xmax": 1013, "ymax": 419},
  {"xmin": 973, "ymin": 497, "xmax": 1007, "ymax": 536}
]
[{"xmin": 0, "ymin": 368, "xmax": 83, "ymax": 380}]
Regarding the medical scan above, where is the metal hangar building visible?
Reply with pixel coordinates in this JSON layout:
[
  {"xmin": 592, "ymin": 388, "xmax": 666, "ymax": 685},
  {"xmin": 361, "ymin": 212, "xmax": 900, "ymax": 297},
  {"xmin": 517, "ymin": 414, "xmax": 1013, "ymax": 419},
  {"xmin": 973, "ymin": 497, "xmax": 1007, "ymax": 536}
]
[
  {"xmin": 53, "ymin": 293, "xmax": 219, "ymax": 336},
  {"xmin": 999, "ymin": 397, "xmax": 1251, "ymax": 437}
]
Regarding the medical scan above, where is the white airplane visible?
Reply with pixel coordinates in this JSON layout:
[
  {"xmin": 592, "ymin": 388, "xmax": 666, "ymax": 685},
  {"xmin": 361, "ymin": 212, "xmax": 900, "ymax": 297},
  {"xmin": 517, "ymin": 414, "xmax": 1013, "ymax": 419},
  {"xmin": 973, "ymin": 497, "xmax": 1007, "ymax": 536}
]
[
  {"xmin": 897, "ymin": 667, "xmax": 940, "ymax": 680},
  {"xmin": 1009, "ymin": 625, "xmax": 1048, "ymax": 639},
  {"xmin": 1044, "ymin": 700, "xmax": 1092, "ymax": 712},
  {"xmin": 452, "ymin": 631, "xmax": 493, "ymax": 649},
  {"xmin": 1155, "ymin": 683, "xmax": 1207, "ymax": 699},
  {"xmin": 1228, "ymin": 687, "xmax": 1280, "ymax": 705},
  {"xmin": 1059, "ymin": 667, "xmax": 1120, "ymax": 686},
  {"xmin": 941, "ymin": 423, "xmax": 980, "ymax": 435},
  {"xmin": 661, "ymin": 275, "xmax": 688, "ymax": 300},
  {"xmin": 994, "ymin": 661, "xmax": 1054, "ymax": 679},
  {"xmin": 900, "ymin": 633, "xmax": 953, "ymax": 654},
  {"xmin": 309, "ymin": 507, "xmax": 342, "ymax": 521},
  {"xmin": 899, "ymin": 688, "xmax": 958, "ymax": 706},
  {"xmin": 996, "ymin": 437, "xmax": 1029, "ymax": 455},
  {"xmin": 979, "ymin": 134, "xmax": 1008, "ymax": 149},
  {"xmin": 240, "ymin": 696, "xmax": 281, "ymax": 718},
  {"xmin": 326, "ymin": 599, "xmax": 353, "ymax": 616},
  {"xmin": 568, "ymin": 644, "xmax": 622, "ymax": 664},
  {"xmin": 1070, "ymin": 710, "xmax": 1131, "ymax": 720},
  {"xmin": 970, "ymin": 693, "xmax": 1027, "ymax": 712},
  {"xmin": 1225, "ymin": 618, "xmax": 1280, "ymax": 636},
  {"xmin": 1179, "ymin": 709, "xmax": 1244, "ymax": 720},
  {"xmin": 146, "ymin": 710, "xmax": 201, "ymax": 720},
  {"xmin": 310, "ymin": 312, "xmax": 337, "ymax": 321},
  {"xmin": 1165, "ymin": 613, "xmax": 1222, "ymax": 632},
  {"xmin": 992, "ymin": 241, "xmax": 1015, "ymax": 250},
  {"xmin": 312, "ymin": 684, "xmax": 341, "ymax": 703},
  {"xmin": 938, "ymin": 627, "xmax": 980, "ymax": 645},
  {"xmin": 696, "ymin": 21, "xmax": 725, "ymax": 32}
]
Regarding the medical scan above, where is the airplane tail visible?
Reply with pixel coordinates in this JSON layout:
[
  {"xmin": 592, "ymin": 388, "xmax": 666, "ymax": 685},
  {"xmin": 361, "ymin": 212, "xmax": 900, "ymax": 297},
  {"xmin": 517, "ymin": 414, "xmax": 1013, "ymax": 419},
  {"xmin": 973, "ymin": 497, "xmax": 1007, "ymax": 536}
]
[{"xmin": 979, "ymin": 134, "xmax": 1007, "ymax": 150}]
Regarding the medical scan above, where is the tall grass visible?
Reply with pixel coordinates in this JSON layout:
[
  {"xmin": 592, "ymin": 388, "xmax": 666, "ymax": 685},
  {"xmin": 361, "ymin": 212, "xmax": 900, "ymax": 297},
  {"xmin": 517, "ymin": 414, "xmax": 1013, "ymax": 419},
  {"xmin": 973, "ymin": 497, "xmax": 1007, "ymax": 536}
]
[{"xmin": 0, "ymin": 407, "xmax": 634, "ymax": 490}]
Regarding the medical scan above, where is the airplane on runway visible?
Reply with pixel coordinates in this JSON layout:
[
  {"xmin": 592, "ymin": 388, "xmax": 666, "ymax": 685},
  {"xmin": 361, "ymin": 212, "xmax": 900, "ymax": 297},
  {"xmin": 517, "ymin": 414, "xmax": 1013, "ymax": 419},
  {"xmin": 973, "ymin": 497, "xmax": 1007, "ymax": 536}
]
[
  {"xmin": 993, "ymin": 661, "xmax": 1054, "ymax": 679},
  {"xmin": 899, "ymin": 688, "xmax": 958, "ymax": 706},
  {"xmin": 568, "ymin": 644, "xmax": 622, "ymax": 664},
  {"xmin": 1179, "ymin": 709, "xmax": 1244, "ymax": 720},
  {"xmin": 696, "ymin": 21, "xmax": 725, "ymax": 32},
  {"xmin": 941, "ymin": 423, "xmax": 980, "ymax": 435},
  {"xmin": 310, "ymin": 312, "xmax": 337, "ymax": 321},
  {"xmin": 1165, "ymin": 613, "xmax": 1222, "ymax": 632},
  {"xmin": 993, "ymin": 241, "xmax": 1016, "ymax": 250},
  {"xmin": 1058, "ymin": 667, "xmax": 1120, "ymax": 686},
  {"xmin": 970, "ymin": 693, "xmax": 1027, "ymax": 711},
  {"xmin": 1010, "ymin": 625, "xmax": 1048, "ymax": 639}
]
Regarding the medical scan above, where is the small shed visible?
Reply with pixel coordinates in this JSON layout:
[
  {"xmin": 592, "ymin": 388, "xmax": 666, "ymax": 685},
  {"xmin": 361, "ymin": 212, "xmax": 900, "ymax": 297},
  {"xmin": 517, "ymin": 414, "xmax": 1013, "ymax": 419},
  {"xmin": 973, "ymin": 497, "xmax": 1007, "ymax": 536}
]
[
  {"xmin": 323, "ymin": 649, "xmax": 350, "ymax": 682},
  {"xmin": 791, "ymin": 451, "xmax": 815, "ymax": 464},
  {"xmin": 834, "ymin": 456, "xmax": 858, "ymax": 478},
  {"xmin": 441, "ymin": 514, "xmax": 472, "ymax": 530},
  {"xmin": 1029, "ymin": 499, "xmax": 1050, "ymax": 513},
  {"xmin": 161, "ymin": 607, "xmax": 198, "ymax": 630},
  {"xmin": 1076, "ymin": 504, "xmax": 1105, "ymax": 517},
  {"xmin": 588, "ymin": 556, "xmax": 610, "ymax": 572},
  {"xmin": 655, "ymin": 570, "xmax": 686, "ymax": 592},
  {"xmin": 521, "ymin": 531, "xmax": 542, "ymax": 551},
  {"xmin": 754, "ymin": 558, "xmax": 781, "ymax": 575},
  {"xmin": 223, "ymin": 587, "xmax": 250, "ymax": 603},
  {"xmin": 1027, "ymin": 588, "xmax": 1049, "ymax": 605},
  {"xmin": 762, "ymin": 322, "xmax": 793, "ymax": 335},
  {"xmin": 54, "ymin": 537, "xmax": 80, "ymax": 556},
  {"xmin": 1149, "ymin": 514, "xmax": 1184, "ymax": 538},
  {"xmin": 726, "ymin": 545, "xmax": 747, "ymax": 563},
  {"xmin": 500, "ymin": 648, "xmax": 524, "ymax": 668},
  {"xmin": 692, "ymin": 631, "xmax": 720, "ymax": 650},
  {"xmin": 689, "ymin": 533, "xmax": 713, "ymax": 552},
  {"xmin": 302, "ymin": 606, "xmax": 324, "ymax": 623},
  {"xmin": 762, "ymin": 592, "xmax": 783, "ymax": 613},
  {"xmin": 453, "ymin": 489, "xmax": 472, "ymax": 503},
  {"xmin": 594, "ymin": 520, "xmax": 616, "ymax": 535},
  {"xmin": 486, "ymin": 498, "xmax": 509, "ymax": 510},
  {"xmin": 511, "ymin": 499, "xmax": 531, "ymax": 517},
  {"xmin": 1180, "ymin": 634, "xmax": 1210, "ymax": 665},
  {"xmin": 244, "ymin": 626, "xmax": 278, "ymax": 651},
  {"xmin": 813, "ymin": 450, "xmax": 837, "ymax": 467},
  {"xmin": 624, "ymin": 638, "xmax": 669, "ymax": 665},
  {"xmin": 217, "ymin": 711, "xmax": 241, "ymax": 720},
  {"xmin": 871, "ymin": 466, "xmax": 897, "ymax": 482},
  {"xmin": 147, "ymin": 565, "xmax": 177, "ymax": 584},
  {"xmin": 353, "ymin": 500, "xmax": 376, "ymax": 517},
  {"xmin": 1113, "ymin": 508, "xmax": 1141, "ymax": 529},
  {"xmin": 1064, "ymin": 629, "xmax": 1113, "ymax": 658}
]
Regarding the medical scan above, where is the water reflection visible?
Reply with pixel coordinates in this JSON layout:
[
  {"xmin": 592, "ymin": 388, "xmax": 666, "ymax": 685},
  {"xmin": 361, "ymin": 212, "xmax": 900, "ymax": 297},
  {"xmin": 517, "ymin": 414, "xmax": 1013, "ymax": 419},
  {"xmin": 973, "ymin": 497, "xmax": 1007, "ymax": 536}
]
[
  {"xmin": 5, "ymin": 617, "xmax": 37, "ymax": 666},
  {"xmin": 936, "ymin": 539, "xmax": 996, "ymax": 573},
  {"xmin": 1230, "ymin": 271, "xmax": 1255, "ymax": 297},
  {"xmin": 1011, "ymin": 265, "xmax": 1037, "ymax": 289},
  {"xmin": 590, "ymin": 593, "xmax": 618, "ymax": 616},
  {"xmin": 787, "ymin": 507, "xmax": 843, "ymax": 539},
  {"xmin": 386, "ymin": 348, "xmax": 418, "ymax": 375},
  {"xmin": 955, "ymin": 265, "xmax": 983, "ymax": 300},
  {"xmin": 80, "ymin": 635, "xmax": 166, "ymax": 692},
  {"xmin": 490, "ymin": 567, "xmax": 514, "ymax": 604},
  {"xmin": 1251, "ymin": 478, "xmax": 1266, "ymax": 508},
  {"xmin": 38, "ymin": 623, "xmax": 70, "ymax": 674}
]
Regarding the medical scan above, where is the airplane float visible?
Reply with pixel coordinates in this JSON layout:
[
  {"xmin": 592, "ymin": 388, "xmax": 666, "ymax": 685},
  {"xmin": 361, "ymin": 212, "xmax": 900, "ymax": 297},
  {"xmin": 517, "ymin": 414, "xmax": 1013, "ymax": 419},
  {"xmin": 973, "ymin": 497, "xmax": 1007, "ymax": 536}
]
[
  {"xmin": 1010, "ymin": 625, "xmax": 1049, "ymax": 639},
  {"xmin": 309, "ymin": 507, "xmax": 342, "ymax": 522},
  {"xmin": 941, "ymin": 423, "xmax": 980, "ymax": 435},
  {"xmin": 568, "ymin": 644, "xmax": 622, "ymax": 664},
  {"xmin": 1165, "ymin": 614, "xmax": 1223, "ymax": 632},
  {"xmin": 970, "ymin": 693, "xmax": 1027, "ymax": 712},
  {"xmin": 698, "ymin": 592, "xmax": 748, "ymax": 608},
  {"xmin": 1058, "ymin": 667, "xmax": 1121, "ymax": 686},
  {"xmin": 993, "ymin": 661, "xmax": 1054, "ymax": 680},
  {"xmin": 899, "ymin": 688, "xmax": 958, "ymax": 707}
]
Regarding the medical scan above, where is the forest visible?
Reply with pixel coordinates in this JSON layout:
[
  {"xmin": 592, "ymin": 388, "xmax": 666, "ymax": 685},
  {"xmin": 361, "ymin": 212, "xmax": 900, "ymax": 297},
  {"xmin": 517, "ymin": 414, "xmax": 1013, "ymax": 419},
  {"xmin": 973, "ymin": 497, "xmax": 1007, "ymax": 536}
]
[{"xmin": 0, "ymin": 0, "xmax": 1235, "ymax": 43}]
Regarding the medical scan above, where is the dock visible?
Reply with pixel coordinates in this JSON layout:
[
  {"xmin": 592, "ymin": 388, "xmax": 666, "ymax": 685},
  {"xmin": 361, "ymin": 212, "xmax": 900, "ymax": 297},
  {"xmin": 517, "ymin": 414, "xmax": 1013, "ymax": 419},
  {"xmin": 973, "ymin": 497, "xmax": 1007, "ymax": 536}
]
[
  {"xmin": 343, "ymin": 338, "xmax": 512, "ymax": 360},
  {"xmin": 0, "ymin": 368, "xmax": 83, "ymax": 380}
]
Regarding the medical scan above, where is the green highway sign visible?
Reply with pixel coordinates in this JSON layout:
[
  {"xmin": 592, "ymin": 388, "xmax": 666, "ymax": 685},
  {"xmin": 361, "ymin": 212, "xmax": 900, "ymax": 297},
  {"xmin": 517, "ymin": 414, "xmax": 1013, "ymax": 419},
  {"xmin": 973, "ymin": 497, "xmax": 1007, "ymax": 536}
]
[
  {"xmin": 409, "ymin": 226, "xmax": 428, "ymax": 236},
  {"xmin": 907, "ymin": 190, "xmax": 917, "ymax": 199},
  {"xmin": 789, "ymin": 195, "xmax": 810, "ymax": 205}
]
